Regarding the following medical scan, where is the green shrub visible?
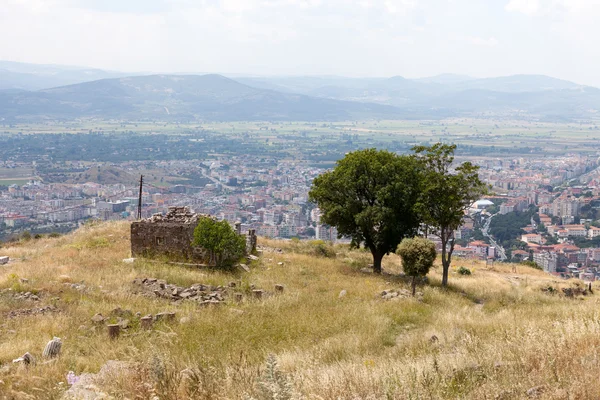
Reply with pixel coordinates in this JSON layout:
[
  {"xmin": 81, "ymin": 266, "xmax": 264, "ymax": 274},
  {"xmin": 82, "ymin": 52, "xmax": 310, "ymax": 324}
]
[
  {"xmin": 48, "ymin": 232, "xmax": 61, "ymax": 238},
  {"xmin": 521, "ymin": 260, "xmax": 542, "ymax": 270},
  {"xmin": 397, "ymin": 237, "xmax": 437, "ymax": 295},
  {"xmin": 193, "ymin": 217, "xmax": 246, "ymax": 268},
  {"xmin": 311, "ymin": 241, "xmax": 336, "ymax": 258},
  {"xmin": 457, "ymin": 267, "xmax": 472, "ymax": 276},
  {"xmin": 20, "ymin": 231, "xmax": 31, "ymax": 241}
]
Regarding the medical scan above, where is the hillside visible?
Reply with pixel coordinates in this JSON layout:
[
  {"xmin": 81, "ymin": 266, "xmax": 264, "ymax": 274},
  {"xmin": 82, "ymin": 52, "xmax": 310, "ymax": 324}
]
[
  {"xmin": 0, "ymin": 60, "xmax": 131, "ymax": 91},
  {"xmin": 1, "ymin": 222, "xmax": 600, "ymax": 398},
  {"xmin": 1, "ymin": 66, "xmax": 600, "ymax": 121},
  {"xmin": 66, "ymin": 166, "xmax": 139, "ymax": 185},
  {"xmin": 0, "ymin": 74, "xmax": 403, "ymax": 122},
  {"xmin": 238, "ymin": 74, "xmax": 600, "ymax": 121}
]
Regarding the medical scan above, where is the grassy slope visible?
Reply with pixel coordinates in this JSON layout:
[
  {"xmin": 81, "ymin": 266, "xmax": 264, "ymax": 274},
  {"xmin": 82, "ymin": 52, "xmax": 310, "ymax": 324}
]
[{"xmin": 0, "ymin": 222, "xmax": 599, "ymax": 399}]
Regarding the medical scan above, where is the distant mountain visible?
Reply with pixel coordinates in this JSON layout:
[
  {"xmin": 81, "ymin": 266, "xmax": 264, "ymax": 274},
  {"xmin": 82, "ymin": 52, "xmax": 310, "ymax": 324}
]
[
  {"xmin": 415, "ymin": 73, "xmax": 474, "ymax": 85},
  {"xmin": 235, "ymin": 74, "xmax": 600, "ymax": 121},
  {"xmin": 1, "ymin": 61, "xmax": 599, "ymax": 122},
  {"xmin": 453, "ymin": 74, "xmax": 582, "ymax": 93},
  {"xmin": 0, "ymin": 74, "xmax": 405, "ymax": 121},
  {"xmin": 0, "ymin": 60, "xmax": 133, "ymax": 91}
]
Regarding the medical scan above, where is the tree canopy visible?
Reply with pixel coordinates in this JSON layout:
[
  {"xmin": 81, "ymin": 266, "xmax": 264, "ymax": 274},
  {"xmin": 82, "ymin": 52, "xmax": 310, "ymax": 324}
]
[{"xmin": 308, "ymin": 149, "xmax": 422, "ymax": 273}]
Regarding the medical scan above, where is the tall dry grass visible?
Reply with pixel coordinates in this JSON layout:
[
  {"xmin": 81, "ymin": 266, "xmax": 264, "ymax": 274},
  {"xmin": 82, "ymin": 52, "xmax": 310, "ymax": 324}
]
[{"xmin": 0, "ymin": 222, "xmax": 597, "ymax": 399}]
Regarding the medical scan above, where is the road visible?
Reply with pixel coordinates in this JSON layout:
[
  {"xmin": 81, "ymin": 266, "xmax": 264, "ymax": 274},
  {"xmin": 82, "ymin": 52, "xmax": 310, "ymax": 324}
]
[{"xmin": 481, "ymin": 213, "xmax": 508, "ymax": 261}]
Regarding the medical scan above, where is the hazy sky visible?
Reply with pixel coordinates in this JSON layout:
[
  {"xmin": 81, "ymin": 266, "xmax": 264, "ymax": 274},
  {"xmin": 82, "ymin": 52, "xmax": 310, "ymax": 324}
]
[{"xmin": 2, "ymin": 0, "xmax": 600, "ymax": 85}]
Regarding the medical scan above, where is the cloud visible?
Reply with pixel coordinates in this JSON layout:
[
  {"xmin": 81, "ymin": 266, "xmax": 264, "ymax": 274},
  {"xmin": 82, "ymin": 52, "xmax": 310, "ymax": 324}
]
[
  {"xmin": 465, "ymin": 36, "xmax": 499, "ymax": 47},
  {"xmin": 505, "ymin": 0, "xmax": 540, "ymax": 15}
]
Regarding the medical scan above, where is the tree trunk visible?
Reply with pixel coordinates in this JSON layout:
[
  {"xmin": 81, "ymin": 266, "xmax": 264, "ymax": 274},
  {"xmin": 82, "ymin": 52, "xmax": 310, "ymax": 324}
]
[
  {"xmin": 411, "ymin": 276, "xmax": 416, "ymax": 296},
  {"xmin": 441, "ymin": 235, "xmax": 449, "ymax": 287},
  {"xmin": 441, "ymin": 231, "xmax": 455, "ymax": 287},
  {"xmin": 372, "ymin": 251, "xmax": 384, "ymax": 274}
]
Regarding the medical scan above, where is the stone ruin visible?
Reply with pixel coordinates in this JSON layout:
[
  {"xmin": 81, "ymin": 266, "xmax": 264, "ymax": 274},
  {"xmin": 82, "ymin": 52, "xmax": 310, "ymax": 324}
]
[{"xmin": 130, "ymin": 206, "xmax": 257, "ymax": 263}]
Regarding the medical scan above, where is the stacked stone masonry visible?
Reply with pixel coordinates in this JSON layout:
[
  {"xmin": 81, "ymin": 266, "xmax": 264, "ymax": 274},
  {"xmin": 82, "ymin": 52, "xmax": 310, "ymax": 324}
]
[{"xmin": 131, "ymin": 206, "xmax": 257, "ymax": 263}]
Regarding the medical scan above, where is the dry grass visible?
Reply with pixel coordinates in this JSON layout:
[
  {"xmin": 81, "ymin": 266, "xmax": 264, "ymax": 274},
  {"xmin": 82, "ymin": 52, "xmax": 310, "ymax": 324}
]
[{"xmin": 0, "ymin": 222, "xmax": 599, "ymax": 399}]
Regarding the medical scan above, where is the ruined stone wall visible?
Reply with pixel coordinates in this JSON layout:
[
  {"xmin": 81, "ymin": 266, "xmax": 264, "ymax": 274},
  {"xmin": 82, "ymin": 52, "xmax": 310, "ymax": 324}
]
[
  {"xmin": 131, "ymin": 206, "xmax": 257, "ymax": 263},
  {"xmin": 131, "ymin": 222, "xmax": 210, "ymax": 262},
  {"xmin": 245, "ymin": 229, "xmax": 257, "ymax": 254}
]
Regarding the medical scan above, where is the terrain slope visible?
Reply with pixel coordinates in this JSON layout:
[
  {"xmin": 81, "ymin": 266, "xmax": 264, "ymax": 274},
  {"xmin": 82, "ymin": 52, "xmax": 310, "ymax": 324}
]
[{"xmin": 0, "ymin": 222, "xmax": 599, "ymax": 399}]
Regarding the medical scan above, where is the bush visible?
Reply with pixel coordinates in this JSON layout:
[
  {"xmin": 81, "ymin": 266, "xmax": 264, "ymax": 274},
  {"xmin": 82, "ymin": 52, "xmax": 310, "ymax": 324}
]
[
  {"xmin": 193, "ymin": 217, "xmax": 246, "ymax": 268},
  {"xmin": 397, "ymin": 237, "xmax": 437, "ymax": 296},
  {"xmin": 457, "ymin": 267, "xmax": 472, "ymax": 276},
  {"xmin": 521, "ymin": 260, "xmax": 542, "ymax": 270},
  {"xmin": 310, "ymin": 240, "xmax": 336, "ymax": 258},
  {"xmin": 48, "ymin": 232, "xmax": 61, "ymax": 238},
  {"xmin": 34, "ymin": 234, "xmax": 43, "ymax": 240},
  {"xmin": 20, "ymin": 231, "xmax": 31, "ymax": 241}
]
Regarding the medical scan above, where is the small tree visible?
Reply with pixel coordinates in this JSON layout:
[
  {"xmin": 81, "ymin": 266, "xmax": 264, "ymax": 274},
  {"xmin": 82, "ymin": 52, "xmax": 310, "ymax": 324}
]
[
  {"xmin": 397, "ymin": 237, "xmax": 437, "ymax": 296},
  {"xmin": 413, "ymin": 143, "xmax": 488, "ymax": 287},
  {"xmin": 193, "ymin": 217, "xmax": 246, "ymax": 268}
]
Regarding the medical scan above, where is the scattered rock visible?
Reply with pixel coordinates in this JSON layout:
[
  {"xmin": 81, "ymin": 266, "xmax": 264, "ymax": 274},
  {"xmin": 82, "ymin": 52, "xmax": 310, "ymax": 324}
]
[
  {"xmin": 430, "ymin": 335, "xmax": 439, "ymax": 343},
  {"xmin": 248, "ymin": 255, "xmax": 259, "ymax": 261},
  {"xmin": 133, "ymin": 277, "xmax": 265, "ymax": 306},
  {"xmin": 526, "ymin": 385, "xmax": 546, "ymax": 398},
  {"xmin": 339, "ymin": 290, "xmax": 347, "ymax": 298},
  {"xmin": 381, "ymin": 289, "xmax": 422, "ymax": 300},
  {"xmin": 122, "ymin": 258, "xmax": 136, "ymax": 263},
  {"xmin": 8, "ymin": 305, "xmax": 58, "ymax": 318},
  {"xmin": 252, "ymin": 290, "xmax": 264, "ymax": 299},
  {"xmin": 19, "ymin": 278, "xmax": 29, "ymax": 284},
  {"xmin": 277, "ymin": 262, "xmax": 284, "ymax": 266},
  {"xmin": 12, "ymin": 352, "xmax": 35, "ymax": 366},
  {"xmin": 238, "ymin": 263, "xmax": 250, "ymax": 272},
  {"xmin": 360, "ymin": 267, "xmax": 373, "ymax": 274},
  {"xmin": 179, "ymin": 316, "xmax": 190, "ymax": 324},
  {"xmin": 155, "ymin": 312, "xmax": 176, "ymax": 322},
  {"xmin": 0, "ymin": 256, "xmax": 9, "ymax": 265},
  {"xmin": 42, "ymin": 337, "xmax": 62, "ymax": 359},
  {"xmin": 91, "ymin": 313, "xmax": 105, "ymax": 324},
  {"xmin": 275, "ymin": 284, "xmax": 285, "ymax": 292},
  {"xmin": 107, "ymin": 324, "xmax": 120, "ymax": 339},
  {"xmin": 12, "ymin": 291, "xmax": 40, "ymax": 301},
  {"xmin": 141, "ymin": 316, "xmax": 154, "ymax": 329}
]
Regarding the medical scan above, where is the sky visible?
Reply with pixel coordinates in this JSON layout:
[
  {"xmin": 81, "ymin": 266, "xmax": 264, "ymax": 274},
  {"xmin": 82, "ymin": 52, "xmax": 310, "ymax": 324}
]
[{"xmin": 2, "ymin": 0, "xmax": 600, "ymax": 85}]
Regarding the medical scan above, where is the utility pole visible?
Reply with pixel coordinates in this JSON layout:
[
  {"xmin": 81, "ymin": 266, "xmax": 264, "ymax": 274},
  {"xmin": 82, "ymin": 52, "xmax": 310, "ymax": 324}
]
[{"xmin": 137, "ymin": 175, "xmax": 144, "ymax": 220}]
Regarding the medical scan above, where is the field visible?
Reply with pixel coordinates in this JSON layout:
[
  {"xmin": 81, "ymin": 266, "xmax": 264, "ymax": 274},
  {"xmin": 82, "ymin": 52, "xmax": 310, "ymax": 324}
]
[
  {"xmin": 0, "ymin": 167, "xmax": 37, "ymax": 186},
  {"xmin": 1, "ymin": 222, "xmax": 600, "ymax": 398},
  {"xmin": 2, "ymin": 118, "xmax": 600, "ymax": 157}
]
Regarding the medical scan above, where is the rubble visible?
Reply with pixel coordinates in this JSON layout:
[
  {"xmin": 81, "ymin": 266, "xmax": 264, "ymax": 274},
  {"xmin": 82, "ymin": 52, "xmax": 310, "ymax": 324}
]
[
  {"xmin": 133, "ymin": 277, "xmax": 229, "ymax": 305},
  {"xmin": 146, "ymin": 206, "xmax": 202, "ymax": 224},
  {"xmin": 12, "ymin": 291, "xmax": 40, "ymax": 301},
  {"xmin": 8, "ymin": 305, "xmax": 58, "ymax": 318},
  {"xmin": 0, "ymin": 256, "xmax": 9, "ymax": 265},
  {"xmin": 381, "ymin": 289, "xmax": 423, "ymax": 300}
]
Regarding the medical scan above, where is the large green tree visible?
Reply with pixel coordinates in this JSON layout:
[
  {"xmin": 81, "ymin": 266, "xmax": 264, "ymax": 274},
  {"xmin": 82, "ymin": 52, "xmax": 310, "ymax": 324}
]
[
  {"xmin": 309, "ymin": 149, "xmax": 422, "ymax": 273},
  {"xmin": 413, "ymin": 143, "xmax": 488, "ymax": 287}
]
